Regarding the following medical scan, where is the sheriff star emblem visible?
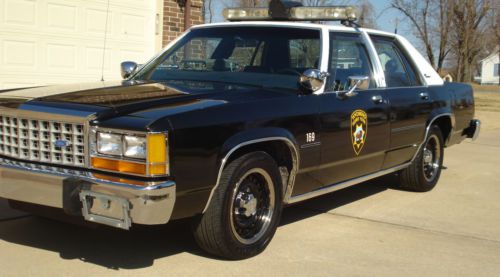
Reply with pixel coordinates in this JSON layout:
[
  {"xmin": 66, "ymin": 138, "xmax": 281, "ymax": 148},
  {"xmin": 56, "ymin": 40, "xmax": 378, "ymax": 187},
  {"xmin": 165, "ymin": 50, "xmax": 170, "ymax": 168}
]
[{"xmin": 351, "ymin": 110, "xmax": 368, "ymax": 156}]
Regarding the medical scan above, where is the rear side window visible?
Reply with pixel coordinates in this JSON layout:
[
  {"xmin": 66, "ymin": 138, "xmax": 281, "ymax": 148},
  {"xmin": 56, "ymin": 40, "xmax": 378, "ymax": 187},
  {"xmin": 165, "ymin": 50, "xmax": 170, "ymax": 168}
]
[
  {"xmin": 327, "ymin": 32, "xmax": 374, "ymax": 91},
  {"xmin": 370, "ymin": 36, "xmax": 421, "ymax": 87}
]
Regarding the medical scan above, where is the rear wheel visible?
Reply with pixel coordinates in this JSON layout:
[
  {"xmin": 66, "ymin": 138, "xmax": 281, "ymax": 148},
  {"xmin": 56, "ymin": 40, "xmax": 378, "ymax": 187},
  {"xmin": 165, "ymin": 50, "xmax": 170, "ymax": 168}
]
[
  {"xmin": 399, "ymin": 125, "xmax": 444, "ymax": 192},
  {"xmin": 192, "ymin": 152, "xmax": 283, "ymax": 260}
]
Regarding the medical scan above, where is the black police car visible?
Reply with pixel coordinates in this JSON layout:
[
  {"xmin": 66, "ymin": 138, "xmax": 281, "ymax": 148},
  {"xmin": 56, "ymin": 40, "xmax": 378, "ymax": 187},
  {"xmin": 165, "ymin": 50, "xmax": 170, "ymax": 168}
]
[{"xmin": 0, "ymin": 0, "xmax": 480, "ymax": 259}]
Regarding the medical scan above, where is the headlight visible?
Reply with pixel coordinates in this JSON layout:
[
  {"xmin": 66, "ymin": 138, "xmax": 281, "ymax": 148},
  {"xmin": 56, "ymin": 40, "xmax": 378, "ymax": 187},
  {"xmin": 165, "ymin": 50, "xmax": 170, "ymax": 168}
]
[
  {"xmin": 124, "ymin": 135, "xmax": 146, "ymax": 159},
  {"xmin": 97, "ymin": 133, "xmax": 123, "ymax": 156},
  {"xmin": 91, "ymin": 129, "xmax": 169, "ymax": 177}
]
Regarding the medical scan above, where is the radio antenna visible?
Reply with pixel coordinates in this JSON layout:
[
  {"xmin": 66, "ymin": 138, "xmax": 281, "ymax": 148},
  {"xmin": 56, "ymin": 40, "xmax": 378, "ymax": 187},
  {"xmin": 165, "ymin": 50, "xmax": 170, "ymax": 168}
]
[{"xmin": 101, "ymin": 0, "xmax": 111, "ymax": 82}]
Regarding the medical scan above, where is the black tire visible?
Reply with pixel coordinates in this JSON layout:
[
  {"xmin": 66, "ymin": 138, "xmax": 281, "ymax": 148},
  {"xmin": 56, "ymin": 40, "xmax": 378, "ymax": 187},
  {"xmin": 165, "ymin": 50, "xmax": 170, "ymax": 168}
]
[
  {"xmin": 192, "ymin": 152, "xmax": 283, "ymax": 260},
  {"xmin": 399, "ymin": 125, "xmax": 444, "ymax": 192}
]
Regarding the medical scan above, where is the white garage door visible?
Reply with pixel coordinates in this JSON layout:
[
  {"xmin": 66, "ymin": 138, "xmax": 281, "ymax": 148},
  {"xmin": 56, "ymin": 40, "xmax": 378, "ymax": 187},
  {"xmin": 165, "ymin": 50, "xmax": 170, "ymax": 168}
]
[{"xmin": 0, "ymin": 0, "xmax": 161, "ymax": 89}]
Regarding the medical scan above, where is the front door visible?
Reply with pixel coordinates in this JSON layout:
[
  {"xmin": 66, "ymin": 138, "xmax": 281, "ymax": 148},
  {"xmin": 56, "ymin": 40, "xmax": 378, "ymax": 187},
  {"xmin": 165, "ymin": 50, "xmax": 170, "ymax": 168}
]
[{"xmin": 292, "ymin": 32, "xmax": 390, "ymax": 196}]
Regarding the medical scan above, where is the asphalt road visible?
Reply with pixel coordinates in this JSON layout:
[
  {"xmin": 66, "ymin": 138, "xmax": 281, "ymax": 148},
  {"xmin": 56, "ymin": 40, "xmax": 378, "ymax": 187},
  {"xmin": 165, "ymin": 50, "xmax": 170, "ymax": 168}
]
[{"xmin": 1, "ymin": 121, "xmax": 499, "ymax": 276}]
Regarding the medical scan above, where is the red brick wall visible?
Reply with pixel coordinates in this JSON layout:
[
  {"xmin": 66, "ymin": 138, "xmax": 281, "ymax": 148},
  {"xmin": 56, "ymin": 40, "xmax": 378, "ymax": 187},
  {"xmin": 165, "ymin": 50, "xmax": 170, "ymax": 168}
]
[{"xmin": 163, "ymin": 0, "xmax": 204, "ymax": 46}]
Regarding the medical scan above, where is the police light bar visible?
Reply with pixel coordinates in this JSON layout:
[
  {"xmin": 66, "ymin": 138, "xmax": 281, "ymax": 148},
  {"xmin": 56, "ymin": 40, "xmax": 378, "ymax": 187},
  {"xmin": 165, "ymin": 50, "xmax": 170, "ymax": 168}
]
[
  {"xmin": 290, "ymin": 6, "xmax": 358, "ymax": 21},
  {"xmin": 223, "ymin": 0, "xmax": 358, "ymax": 22},
  {"xmin": 223, "ymin": 8, "xmax": 271, "ymax": 21}
]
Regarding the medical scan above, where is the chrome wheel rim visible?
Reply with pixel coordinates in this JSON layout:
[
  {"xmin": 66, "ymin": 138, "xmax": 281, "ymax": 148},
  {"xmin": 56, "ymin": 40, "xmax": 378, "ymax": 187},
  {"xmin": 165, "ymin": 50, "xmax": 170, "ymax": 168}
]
[
  {"xmin": 422, "ymin": 134, "xmax": 441, "ymax": 182},
  {"xmin": 230, "ymin": 168, "xmax": 275, "ymax": 245}
]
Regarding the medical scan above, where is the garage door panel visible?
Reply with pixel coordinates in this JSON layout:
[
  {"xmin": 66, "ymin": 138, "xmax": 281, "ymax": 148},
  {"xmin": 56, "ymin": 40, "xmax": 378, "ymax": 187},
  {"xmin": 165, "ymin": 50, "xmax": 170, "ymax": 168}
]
[
  {"xmin": 85, "ymin": 46, "xmax": 111, "ymax": 71},
  {"xmin": 85, "ymin": 8, "xmax": 112, "ymax": 34},
  {"xmin": 46, "ymin": 2, "xmax": 77, "ymax": 31},
  {"xmin": 3, "ymin": 40, "xmax": 37, "ymax": 68},
  {"xmin": 3, "ymin": 0, "xmax": 37, "ymax": 26},
  {"xmin": 0, "ymin": 0, "xmax": 160, "ymax": 88},
  {"xmin": 119, "ymin": 49, "xmax": 146, "ymax": 65},
  {"xmin": 121, "ymin": 13, "xmax": 147, "ymax": 39},
  {"xmin": 46, "ymin": 43, "xmax": 77, "ymax": 71}
]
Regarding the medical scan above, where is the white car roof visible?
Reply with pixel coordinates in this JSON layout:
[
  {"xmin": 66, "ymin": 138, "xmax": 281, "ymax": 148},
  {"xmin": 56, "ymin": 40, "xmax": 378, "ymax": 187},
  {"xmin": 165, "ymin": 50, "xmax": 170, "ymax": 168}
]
[
  {"xmin": 193, "ymin": 21, "xmax": 396, "ymax": 36},
  {"xmin": 190, "ymin": 21, "xmax": 443, "ymax": 86}
]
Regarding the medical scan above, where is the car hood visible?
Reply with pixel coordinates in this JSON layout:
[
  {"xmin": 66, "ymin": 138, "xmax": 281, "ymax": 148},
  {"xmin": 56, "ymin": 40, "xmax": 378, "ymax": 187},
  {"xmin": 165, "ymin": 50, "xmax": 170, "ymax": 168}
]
[{"xmin": 0, "ymin": 80, "xmax": 294, "ymax": 127}]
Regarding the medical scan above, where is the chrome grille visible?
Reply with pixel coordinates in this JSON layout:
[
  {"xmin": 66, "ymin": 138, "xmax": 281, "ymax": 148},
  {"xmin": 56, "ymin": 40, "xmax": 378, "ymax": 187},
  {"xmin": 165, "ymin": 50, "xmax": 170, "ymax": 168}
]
[{"xmin": 0, "ymin": 115, "xmax": 85, "ymax": 167}]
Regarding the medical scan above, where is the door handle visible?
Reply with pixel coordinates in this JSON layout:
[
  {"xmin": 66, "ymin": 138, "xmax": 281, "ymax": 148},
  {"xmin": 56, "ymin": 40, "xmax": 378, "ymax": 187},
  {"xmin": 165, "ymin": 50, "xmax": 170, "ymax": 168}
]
[
  {"xmin": 372, "ymin": 95, "xmax": 384, "ymax": 104},
  {"xmin": 420, "ymin": 92, "xmax": 430, "ymax": 100}
]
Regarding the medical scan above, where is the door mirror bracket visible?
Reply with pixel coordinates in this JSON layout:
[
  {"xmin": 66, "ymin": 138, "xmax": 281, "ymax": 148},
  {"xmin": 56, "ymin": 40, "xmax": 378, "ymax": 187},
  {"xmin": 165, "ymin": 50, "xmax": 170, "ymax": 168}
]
[{"xmin": 337, "ymin": 76, "xmax": 370, "ymax": 99}]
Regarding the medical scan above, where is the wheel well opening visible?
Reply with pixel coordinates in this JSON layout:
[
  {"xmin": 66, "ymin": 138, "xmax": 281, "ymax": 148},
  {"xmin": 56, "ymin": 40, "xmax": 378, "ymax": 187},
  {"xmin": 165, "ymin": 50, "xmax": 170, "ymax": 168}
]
[
  {"xmin": 432, "ymin": 116, "xmax": 452, "ymax": 143},
  {"xmin": 225, "ymin": 141, "xmax": 294, "ymax": 175}
]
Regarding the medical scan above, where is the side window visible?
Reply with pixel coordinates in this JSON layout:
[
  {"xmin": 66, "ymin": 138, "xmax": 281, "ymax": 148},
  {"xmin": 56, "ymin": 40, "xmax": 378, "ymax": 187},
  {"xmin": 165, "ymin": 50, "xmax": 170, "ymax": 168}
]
[
  {"xmin": 328, "ymin": 33, "xmax": 374, "ymax": 91},
  {"xmin": 289, "ymin": 39, "xmax": 321, "ymax": 70},
  {"xmin": 371, "ymin": 36, "xmax": 421, "ymax": 87}
]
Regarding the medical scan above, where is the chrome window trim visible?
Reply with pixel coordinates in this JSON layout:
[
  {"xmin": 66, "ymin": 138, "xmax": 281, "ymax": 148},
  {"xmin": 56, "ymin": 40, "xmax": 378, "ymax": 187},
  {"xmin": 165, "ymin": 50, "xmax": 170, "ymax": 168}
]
[
  {"xmin": 202, "ymin": 137, "xmax": 300, "ymax": 214},
  {"xmin": 319, "ymin": 29, "xmax": 386, "ymax": 95},
  {"xmin": 89, "ymin": 126, "xmax": 169, "ymax": 177},
  {"xmin": 360, "ymin": 29, "xmax": 387, "ymax": 88}
]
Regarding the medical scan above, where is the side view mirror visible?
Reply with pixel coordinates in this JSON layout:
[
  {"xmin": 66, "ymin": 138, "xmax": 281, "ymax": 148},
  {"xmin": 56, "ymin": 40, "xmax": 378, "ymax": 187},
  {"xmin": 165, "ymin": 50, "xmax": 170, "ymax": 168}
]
[
  {"xmin": 121, "ymin": 61, "xmax": 138, "ymax": 79},
  {"xmin": 338, "ymin": 76, "xmax": 370, "ymax": 98},
  {"xmin": 299, "ymin": 69, "xmax": 330, "ymax": 94}
]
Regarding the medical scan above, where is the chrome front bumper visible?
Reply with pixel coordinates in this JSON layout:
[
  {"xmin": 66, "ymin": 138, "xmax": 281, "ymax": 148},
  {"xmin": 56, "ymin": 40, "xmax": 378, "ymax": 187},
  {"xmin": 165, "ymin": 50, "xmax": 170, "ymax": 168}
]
[{"xmin": 0, "ymin": 158, "xmax": 175, "ymax": 229}]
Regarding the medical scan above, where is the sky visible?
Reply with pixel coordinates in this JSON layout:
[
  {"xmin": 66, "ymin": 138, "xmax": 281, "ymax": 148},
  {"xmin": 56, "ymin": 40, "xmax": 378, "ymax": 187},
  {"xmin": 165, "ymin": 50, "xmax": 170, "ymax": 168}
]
[{"xmin": 208, "ymin": 0, "xmax": 418, "ymax": 46}]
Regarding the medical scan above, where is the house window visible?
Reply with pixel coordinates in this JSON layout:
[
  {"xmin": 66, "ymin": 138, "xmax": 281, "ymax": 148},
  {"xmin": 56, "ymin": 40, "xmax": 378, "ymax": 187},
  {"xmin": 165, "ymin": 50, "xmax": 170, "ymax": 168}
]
[{"xmin": 495, "ymin": 64, "xmax": 499, "ymax": 77}]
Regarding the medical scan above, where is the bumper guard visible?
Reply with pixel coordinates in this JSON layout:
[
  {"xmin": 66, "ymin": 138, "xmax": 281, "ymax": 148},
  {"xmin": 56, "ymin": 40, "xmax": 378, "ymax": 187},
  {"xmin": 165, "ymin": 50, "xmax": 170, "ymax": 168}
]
[{"xmin": 0, "ymin": 158, "xmax": 175, "ymax": 230}]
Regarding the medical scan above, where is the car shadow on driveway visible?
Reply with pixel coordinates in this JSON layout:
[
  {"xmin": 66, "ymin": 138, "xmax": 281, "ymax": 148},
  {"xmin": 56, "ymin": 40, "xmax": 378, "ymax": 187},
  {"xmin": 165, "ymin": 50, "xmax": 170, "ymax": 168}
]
[
  {"xmin": 0, "ymin": 174, "xmax": 400, "ymax": 269},
  {"xmin": 280, "ymin": 174, "xmax": 401, "ymax": 226}
]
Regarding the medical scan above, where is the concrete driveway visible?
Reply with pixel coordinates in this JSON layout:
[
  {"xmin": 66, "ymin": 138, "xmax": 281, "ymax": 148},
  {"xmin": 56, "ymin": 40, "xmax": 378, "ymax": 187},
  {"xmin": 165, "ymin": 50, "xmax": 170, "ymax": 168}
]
[{"xmin": 1, "ymin": 111, "xmax": 499, "ymax": 276}]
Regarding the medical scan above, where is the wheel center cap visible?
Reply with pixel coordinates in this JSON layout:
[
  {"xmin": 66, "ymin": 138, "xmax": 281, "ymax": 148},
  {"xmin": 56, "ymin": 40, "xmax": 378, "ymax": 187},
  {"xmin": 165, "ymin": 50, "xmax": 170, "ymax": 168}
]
[
  {"xmin": 240, "ymin": 194, "xmax": 258, "ymax": 217},
  {"xmin": 423, "ymin": 149, "xmax": 433, "ymax": 164}
]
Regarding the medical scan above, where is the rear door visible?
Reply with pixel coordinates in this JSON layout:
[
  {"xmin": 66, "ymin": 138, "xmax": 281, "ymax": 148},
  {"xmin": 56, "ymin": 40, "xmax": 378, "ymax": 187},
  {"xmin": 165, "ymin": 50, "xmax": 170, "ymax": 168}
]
[
  {"xmin": 369, "ymin": 35, "xmax": 433, "ymax": 169},
  {"xmin": 300, "ymin": 32, "xmax": 390, "ymax": 193}
]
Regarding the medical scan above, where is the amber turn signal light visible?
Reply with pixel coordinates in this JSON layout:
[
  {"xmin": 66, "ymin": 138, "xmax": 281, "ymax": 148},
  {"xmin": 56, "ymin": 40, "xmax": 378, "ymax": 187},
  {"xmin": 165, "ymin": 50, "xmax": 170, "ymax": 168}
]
[{"xmin": 91, "ymin": 157, "xmax": 146, "ymax": 175}]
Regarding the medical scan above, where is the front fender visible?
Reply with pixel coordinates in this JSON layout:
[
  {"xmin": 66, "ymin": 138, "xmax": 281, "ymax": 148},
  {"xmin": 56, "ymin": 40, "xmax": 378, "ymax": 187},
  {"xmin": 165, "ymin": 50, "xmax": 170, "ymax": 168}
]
[
  {"xmin": 219, "ymin": 127, "xmax": 299, "ymax": 163},
  {"xmin": 201, "ymin": 127, "xmax": 300, "ymax": 213}
]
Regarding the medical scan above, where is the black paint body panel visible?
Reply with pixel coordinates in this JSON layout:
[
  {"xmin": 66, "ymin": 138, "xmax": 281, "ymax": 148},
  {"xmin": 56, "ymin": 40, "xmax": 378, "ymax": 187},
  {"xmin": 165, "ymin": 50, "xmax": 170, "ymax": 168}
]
[{"xmin": 0, "ymin": 79, "xmax": 475, "ymax": 220}]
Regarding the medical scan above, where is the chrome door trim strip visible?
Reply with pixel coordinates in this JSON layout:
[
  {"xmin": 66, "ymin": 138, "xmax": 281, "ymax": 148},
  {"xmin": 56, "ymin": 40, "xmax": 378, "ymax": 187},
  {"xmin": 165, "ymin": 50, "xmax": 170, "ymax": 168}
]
[
  {"xmin": 202, "ymin": 137, "xmax": 300, "ymax": 214},
  {"xmin": 287, "ymin": 162, "xmax": 410, "ymax": 204}
]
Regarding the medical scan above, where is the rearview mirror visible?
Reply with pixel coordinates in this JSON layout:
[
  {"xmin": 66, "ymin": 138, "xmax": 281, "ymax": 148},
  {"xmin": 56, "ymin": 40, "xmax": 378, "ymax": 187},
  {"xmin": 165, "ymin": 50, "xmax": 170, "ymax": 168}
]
[
  {"xmin": 121, "ymin": 61, "xmax": 138, "ymax": 79},
  {"xmin": 299, "ymin": 69, "xmax": 330, "ymax": 94}
]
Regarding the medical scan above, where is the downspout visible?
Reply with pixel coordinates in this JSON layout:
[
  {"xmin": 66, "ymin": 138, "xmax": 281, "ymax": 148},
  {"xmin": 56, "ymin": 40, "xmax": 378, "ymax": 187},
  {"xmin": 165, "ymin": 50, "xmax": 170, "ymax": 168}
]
[
  {"xmin": 184, "ymin": 0, "xmax": 191, "ymax": 31},
  {"xmin": 182, "ymin": 0, "xmax": 191, "ymax": 58}
]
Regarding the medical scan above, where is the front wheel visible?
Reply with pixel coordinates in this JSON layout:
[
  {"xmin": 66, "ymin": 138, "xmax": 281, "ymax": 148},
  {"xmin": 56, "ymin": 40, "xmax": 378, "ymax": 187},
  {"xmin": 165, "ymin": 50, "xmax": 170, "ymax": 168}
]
[
  {"xmin": 192, "ymin": 152, "xmax": 283, "ymax": 260},
  {"xmin": 399, "ymin": 125, "xmax": 444, "ymax": 192}
]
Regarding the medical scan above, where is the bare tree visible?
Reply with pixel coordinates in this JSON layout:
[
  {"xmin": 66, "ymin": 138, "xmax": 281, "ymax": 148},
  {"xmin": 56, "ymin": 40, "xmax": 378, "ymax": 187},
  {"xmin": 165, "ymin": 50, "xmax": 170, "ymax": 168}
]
[
  {"xmin": 205, "ymin": 0, "xmax": 214, "ymax": 23},
  {"xmin": 357, "ymin": 0, "xmax": 377, "ymax": 28},
  {"xmin": 391, "ymin": 0, "xmax": 454, "ymax": 74},
  {"xmin": 451, "ymin": 0, "xmax": 492, "ymax": 82}
]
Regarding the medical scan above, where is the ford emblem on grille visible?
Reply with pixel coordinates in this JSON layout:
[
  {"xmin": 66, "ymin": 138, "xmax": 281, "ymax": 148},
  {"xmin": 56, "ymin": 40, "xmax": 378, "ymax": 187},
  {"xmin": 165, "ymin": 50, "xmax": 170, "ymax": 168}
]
[{"xmin": 54, "ymin": 139, "xmax": 71, "ymax": 148}]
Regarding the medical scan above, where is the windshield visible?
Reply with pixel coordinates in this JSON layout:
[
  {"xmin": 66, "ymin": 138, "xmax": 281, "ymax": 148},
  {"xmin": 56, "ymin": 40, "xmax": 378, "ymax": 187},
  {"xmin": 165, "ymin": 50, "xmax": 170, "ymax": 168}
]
[{"xmin": 133, "ymin": 26, "xmax": 322, "ymax": 90}]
